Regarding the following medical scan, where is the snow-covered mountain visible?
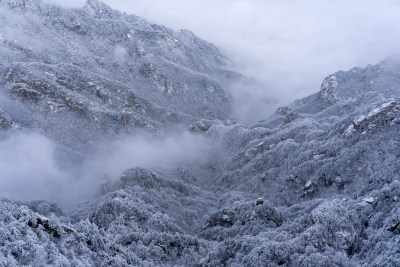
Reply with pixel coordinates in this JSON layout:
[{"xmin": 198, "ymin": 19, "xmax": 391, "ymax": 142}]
[
  {"xmin": 0, "ymin": 0, "xmax": 237, "ymax": 151},
  {"xmin": 1, "ymin": 0, "xmax": 400, "ymax": 266}
]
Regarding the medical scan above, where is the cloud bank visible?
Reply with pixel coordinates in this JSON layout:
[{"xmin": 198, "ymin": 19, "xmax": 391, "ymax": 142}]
[
  {"xmin": 0, "ymin": 130, "xmax": 209, "ymax": 206},
  {"xmin": 0, "ymin": 132, "xmax": 68, "ymax": 202}
]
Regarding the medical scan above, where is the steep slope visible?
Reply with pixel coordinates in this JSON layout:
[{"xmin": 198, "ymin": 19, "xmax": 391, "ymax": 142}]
[
  {"xmin": 216, "ymin": 57, "xmax": 400, "ymax": 204},
  {"xmin": 0, "ymin": 0, "xmax": 236, "ymax": 151},
  {"xmin": 198, "ymin": 56, "xmax": 400, "ymax": 266}
]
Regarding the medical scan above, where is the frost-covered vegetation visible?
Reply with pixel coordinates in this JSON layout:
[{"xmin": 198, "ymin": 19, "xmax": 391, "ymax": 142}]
[{"xmin": 1, "ymin": 0, "xmax": 400, "ymax": 266}]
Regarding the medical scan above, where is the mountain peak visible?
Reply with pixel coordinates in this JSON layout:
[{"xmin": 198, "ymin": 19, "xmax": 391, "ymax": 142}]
[
  {"xmin": 83, "ymin": 0, "xmax": 121, "ymax": 18},
  {"xmin": 2, "ymin": 1, "xmax": 400, "ymax": 266}
]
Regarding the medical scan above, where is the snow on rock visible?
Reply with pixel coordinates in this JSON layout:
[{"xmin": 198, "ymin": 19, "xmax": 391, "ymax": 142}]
[
  {"xmin": 345, "ymin": 100, "xmax": 400, "ymax": 135},
  {"xmin": 319, "ymin": 75, "xmax": 338, "ymax": 102},
  {"xmin": 83, "ymin": 0, "xmax": 119, "ymax": 18},
  {"xmin": 275, "ymin": 106, "xmax": 299, "ymax": 124},
  {"xmin": 0, "ymin": 35, "xmax": 38, "ymax": 60},
  {"xmin": 1, "ymin": 0, "xmax": 400, "ymax": 266},
  {"xmin": 363, "ymin": 197, "xmax": 374, "ymax": 204},
  {"xmin": 189, "ymin": 119, "xmax": 213, "ymax": 133}
]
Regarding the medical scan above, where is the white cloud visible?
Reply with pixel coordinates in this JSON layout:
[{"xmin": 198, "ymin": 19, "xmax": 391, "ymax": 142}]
[
  {"xmin": 0, "ymin": 132, "xmax": 68, "ymax": 202},
  {"xmin": 0, "ymin": 130, "xmax": 210, "ymax": 206}
]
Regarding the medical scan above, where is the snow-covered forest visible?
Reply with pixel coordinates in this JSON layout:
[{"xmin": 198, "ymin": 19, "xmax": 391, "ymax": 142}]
[{"xmin": 1, "ymin": 0, "xmax": 400, "ymax": 266}]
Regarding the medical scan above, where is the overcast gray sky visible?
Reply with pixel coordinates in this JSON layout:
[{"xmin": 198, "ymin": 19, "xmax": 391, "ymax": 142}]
[{"xmin": 45, "ymin": 0, "xmax": 400, "ymax": 122}]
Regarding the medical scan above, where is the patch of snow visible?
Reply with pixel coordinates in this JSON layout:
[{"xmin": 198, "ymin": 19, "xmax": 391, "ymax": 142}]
[
  {"xmin": 354, "ymin": 115, "xmax": 366, "ymax": 125},
  {"xmin": 344, "ymin": 125, "xmax": 355, "ymax": 136},
  {"xmin": 363, "ymin": 197, "xmax": 374, "ymax": 204}
]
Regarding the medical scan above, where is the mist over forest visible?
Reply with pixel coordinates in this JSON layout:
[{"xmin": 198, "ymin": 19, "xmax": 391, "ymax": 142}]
[{"xmin": 1, "ymin": 0, "xmax": 400, "ymax": 266}]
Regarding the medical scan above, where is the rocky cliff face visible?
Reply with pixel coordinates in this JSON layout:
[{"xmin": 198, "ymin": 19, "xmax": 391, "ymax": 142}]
[{"xmin": 1, "ymin": 1, "xmax": 400, "ymax": 266}]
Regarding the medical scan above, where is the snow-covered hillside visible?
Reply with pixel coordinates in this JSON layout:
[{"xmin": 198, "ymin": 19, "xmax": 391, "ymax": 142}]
[{"xmin": 1, "ymin": 1, "xmax": 400, "ymax": 266}]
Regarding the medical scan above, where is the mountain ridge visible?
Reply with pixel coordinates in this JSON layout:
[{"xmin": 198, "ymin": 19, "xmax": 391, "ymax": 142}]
[{"xmin": 1, "ymin": 1, "xmax": 400, "ymax": 266}]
